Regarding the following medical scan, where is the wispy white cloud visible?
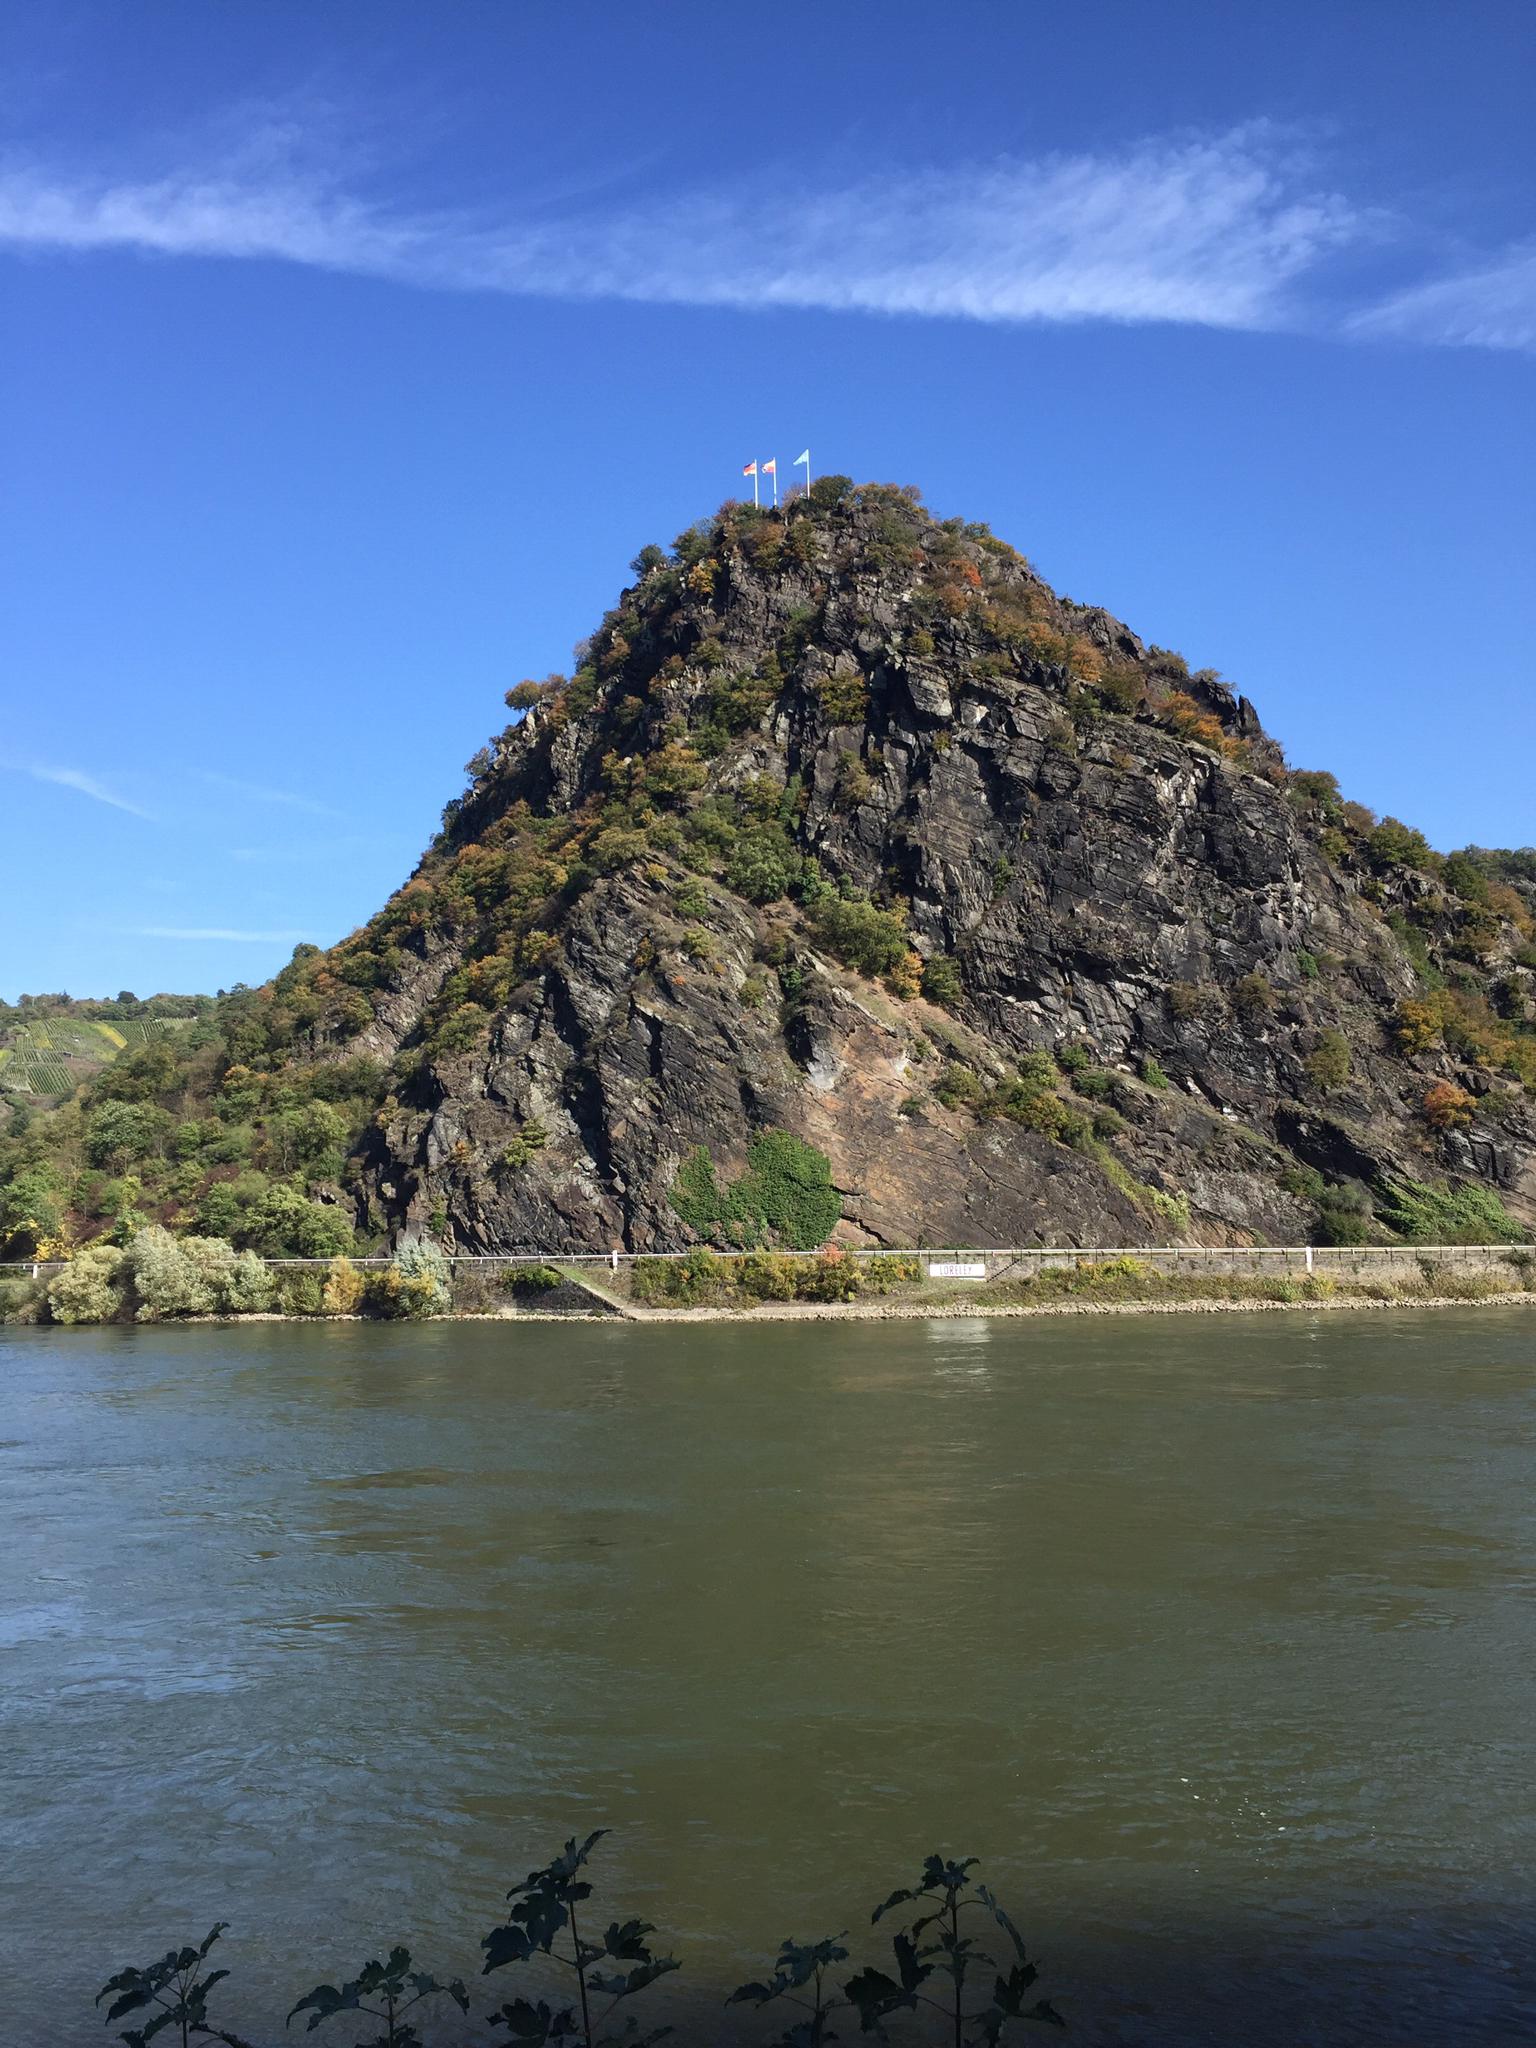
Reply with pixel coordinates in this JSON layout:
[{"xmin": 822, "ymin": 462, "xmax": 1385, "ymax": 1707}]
[
  {"xmin": 0, "ymin": 124, "xmax": 1367, "ymax": 335},
  {"xmin": 1348, "ymin": 243, "xmax": 1536, "ymax": 352},
  {"xmin": 133, "ymin": 926, "xmax": 320, "ymax": 942},
  {"xmin": 28, "ymin": 764, "xmax": 154, "ymax": 819},
  {"xmin": 199, "ymin": 770, "xmax": 346, "ymax": 818},
  {"xmin": 3, "ymin": 119, "xmax": 1526, "ymax": 350}
]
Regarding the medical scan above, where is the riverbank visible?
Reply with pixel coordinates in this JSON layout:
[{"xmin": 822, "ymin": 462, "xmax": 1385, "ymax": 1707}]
[
  {"xmin": 50, "ymin": 1286, "xmax": 1536, "ymax": 1327},
  {"xmin": 8, "ymin": 1242, "xmax": 1533, "ymax": 1328},
  {"xmin": 585, "ymin": 1288, "xmax": 1536, "ymax": 1322}
]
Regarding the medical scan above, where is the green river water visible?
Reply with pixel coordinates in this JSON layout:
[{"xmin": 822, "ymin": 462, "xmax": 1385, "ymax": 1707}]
[{"xmin": 2, "ymin": 1310, "xmax": 1534, "ymax": 2045}]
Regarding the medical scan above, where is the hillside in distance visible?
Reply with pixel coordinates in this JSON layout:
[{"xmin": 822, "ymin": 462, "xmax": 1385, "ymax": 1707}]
[{"xmin": 3, "ymin": 478, "xmax": 1534, "ymax": 1260}]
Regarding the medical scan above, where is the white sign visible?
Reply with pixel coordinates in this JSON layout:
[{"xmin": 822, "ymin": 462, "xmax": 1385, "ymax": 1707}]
[{"xmin": 928, "ymin": 1261, "xmax": 987, "ymax": 1279}]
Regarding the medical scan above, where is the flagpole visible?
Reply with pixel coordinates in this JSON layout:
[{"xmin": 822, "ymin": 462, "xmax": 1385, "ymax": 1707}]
[
  {"xmin": 754, "ymin": 468, "xmax": 759, "ymax": 508},
  {"xmin": 771, "ymin": 462, "xmax": 778, "ymax": 509}
]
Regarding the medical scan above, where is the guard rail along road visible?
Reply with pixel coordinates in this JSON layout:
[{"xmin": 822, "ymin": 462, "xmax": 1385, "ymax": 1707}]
[{"xmin": 4, "ymin": 1244, "xmax": 1532, "ymax": 1282}]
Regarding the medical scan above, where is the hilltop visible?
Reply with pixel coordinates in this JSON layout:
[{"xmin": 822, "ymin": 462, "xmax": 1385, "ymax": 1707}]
[{"xmin": 3, "ymin": 479, "xmax": 1534, "ymax": 1261}]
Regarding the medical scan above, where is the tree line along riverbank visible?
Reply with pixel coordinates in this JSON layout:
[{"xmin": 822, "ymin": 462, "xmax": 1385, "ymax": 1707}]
[{"xmin": 4, "ymin": 1227, "xmax": 1534, "ymax": 1326}]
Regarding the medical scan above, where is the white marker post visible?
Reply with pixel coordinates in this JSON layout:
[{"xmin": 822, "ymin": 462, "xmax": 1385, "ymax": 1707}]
[{"xmin": 742, "ymin": 459, "xmax": 759, "ymax": 507}]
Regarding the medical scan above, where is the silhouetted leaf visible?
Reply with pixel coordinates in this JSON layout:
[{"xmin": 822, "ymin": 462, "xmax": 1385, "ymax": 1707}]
[
  {"xmin": 483, "ymin": 1923, "xmax": 540, "ymax": 1973},
  {"xmin": 287, "ymin": 1979, "xmax": 358, "ymax": 2028},
  {"xmin": 726, "ymin": 1980, "xmax": 777, "ymax": 2007},
  {"xmin": 891, "ymin": 1934, "xmax": 931, "ymax": 1997},
  {"xmin": 483, "ymin": 1890, "xmax": 570, "ymax": 1971},
  {"xmin": 601, "ymin": 1918, "xmax": 658, "ymax": 1962},
  {"xmin": 487, "ymin": 1996, "xmax": 580, "ymax": 2042},
  {"xmin": 976, "ymin": 1887, "xmax": 1029, "ymax": 1963},
  {"xmin": 588, "ymin": 1956, "xmax": 680, "ymax": 2001},
  {"xmin": 843, "ymin": 1967, "xmax": 907, "ymax": 2029}
]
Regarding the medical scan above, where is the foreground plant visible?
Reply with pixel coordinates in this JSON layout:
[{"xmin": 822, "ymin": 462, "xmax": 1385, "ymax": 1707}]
[
  {"xmin": 728, "ymin": 1933, "xmax": 851, "ymax": 2047},
  {"xmin": 481, "ymin": 1829, "xmax": 679, "ymax": 2047},
  {"xmin": 844, "ymin": 1856, "xmax": 1063, "ymax": 2042},
  {"xmin": 96, "ymin": 1922, "xmax": 255, "ymax": 2048},
  {"xmin": 287, "ymin": 1946, "xmax": 468, "ymax": 2047}
]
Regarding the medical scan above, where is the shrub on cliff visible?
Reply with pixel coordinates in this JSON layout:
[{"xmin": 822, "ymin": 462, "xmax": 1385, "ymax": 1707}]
[
  {"xmin": 725, "ymin": 823, "xmax": 806, "ymax": 904},
  {"xmin": 1421, "ymin": 1081, "xmax": 1475, "ymax": 1131},
  {"xmin": 920, "ymin": 955, "xmax": 964, "ymax": 1008},
  {"xmin": 671, "ymin": 1130, "xmax": 841, "ymax": 1251},
  {"xmin": 815, "ymin": 669, "xmax": 871, "ymax": 726},
  {"xmin": 1305, "ymin": 1029, "xmax": 1352, "ymax": 1094},
  {"xmin": 1369, "ymin": 816, "xmax": 1438, "ymax": 873},
  {"xmin": 1374, "ymin": 1175, "xmax": 1527, "ymax": 1244},
  {"xmin": 806, "ymin": 893, "xmax": 913, "ymax": 987}
]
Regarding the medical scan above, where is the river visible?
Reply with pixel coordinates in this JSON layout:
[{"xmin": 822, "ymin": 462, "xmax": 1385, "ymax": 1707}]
[{"xmin": 3, "ymin": 1311, "xmax": 1533, "ymax": 2045}]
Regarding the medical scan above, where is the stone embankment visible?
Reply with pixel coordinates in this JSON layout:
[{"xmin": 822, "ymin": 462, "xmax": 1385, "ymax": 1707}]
[{"xmin": 599, "ymin": 1290, "xmax": 1536, "ymax": 1324}]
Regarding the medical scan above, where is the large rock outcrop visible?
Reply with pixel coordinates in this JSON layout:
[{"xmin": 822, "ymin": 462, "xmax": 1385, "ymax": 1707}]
[{"xmin": 298, "ymin": 483, "xmax": 1535, "ymax": 1252}]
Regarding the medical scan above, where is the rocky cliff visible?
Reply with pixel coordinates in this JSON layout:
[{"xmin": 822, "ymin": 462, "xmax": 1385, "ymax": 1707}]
[{"xmin": 271, "ymin": 482, "xmax": 1536, "ymax": 1253}]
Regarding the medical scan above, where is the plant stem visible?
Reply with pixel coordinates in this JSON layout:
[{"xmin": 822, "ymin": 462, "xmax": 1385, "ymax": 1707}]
[
  {"xmin": 569, "ymin": 1900, "xmax": 593, "ymax": 2048},
  {"xmin": 951, "ymin": 1894, "xmax": 962, "ymax": 2048}
]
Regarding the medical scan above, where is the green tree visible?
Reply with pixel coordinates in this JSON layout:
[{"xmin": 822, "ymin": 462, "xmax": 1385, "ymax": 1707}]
[
  {"xmin": 85, "ymin": 1101, "xmax": 169, "ymax": 1170},
  {"xmin": 249, "ymin": 1185, "xmax": 355, "ymax": 1259}
]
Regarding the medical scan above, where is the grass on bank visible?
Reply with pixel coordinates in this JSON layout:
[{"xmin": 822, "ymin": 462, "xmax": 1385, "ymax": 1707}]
[{"xmin": 620, "ymin": 1248, "xmax": 1536, "ymax": 1312}]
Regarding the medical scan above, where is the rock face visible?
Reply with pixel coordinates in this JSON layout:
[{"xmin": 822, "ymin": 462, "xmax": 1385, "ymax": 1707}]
[{"xmin": 312, "ymin": 483, "xmax": 1535, "ymax": 1252}]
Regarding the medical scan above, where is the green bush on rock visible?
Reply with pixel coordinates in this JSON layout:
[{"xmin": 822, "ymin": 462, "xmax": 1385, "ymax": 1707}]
[{"xmin": 670, "ymin": 1130, "xmax": 841, "ymax": 1250}]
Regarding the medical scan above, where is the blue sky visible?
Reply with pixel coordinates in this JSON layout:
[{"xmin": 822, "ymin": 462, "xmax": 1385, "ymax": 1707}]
[{"xmin": 2, "ymin": 0, "xmax": 1532, "ymax": 1001}]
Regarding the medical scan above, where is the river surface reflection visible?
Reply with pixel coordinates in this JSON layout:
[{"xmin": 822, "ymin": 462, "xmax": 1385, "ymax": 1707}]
[{"xmin": 3, "ymin": 1311, "xmax": 1534, "ymax": 2044}]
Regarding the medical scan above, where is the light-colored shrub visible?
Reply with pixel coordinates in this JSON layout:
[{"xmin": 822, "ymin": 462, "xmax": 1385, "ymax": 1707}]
[
  {"xmin": 382, "ymin": 1239, "xmax": 452, "ymax": 1318},
  {"xmin": 46, "ymin": 1243, "xmax": 125, "ymax": 1325},
  {"xmin": 126, "ymin": 1226, "xmax": 217, "ymax": 1319},
  {"xmin": 124, "ymin": 1227, "xmax": 276, "ymax": 1317},
  {"xmin": 322, "ymin": 1255, "xmax": 366, "ymax": 1315},
  {"xmin": 222, "ymin": 1249, "xmax": 275, "ymax": 1313}
]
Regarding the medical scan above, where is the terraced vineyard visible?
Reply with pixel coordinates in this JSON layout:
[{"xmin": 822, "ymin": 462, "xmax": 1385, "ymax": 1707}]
[{"xmin": 0, "ymin": 1011, "xmax": 198, "ymax": 1101}]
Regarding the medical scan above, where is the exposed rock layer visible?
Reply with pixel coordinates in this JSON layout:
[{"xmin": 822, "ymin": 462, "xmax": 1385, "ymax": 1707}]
[{"xmin": 316, "ymin": 485, "xmax": 1534, "ymax": 1252}]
